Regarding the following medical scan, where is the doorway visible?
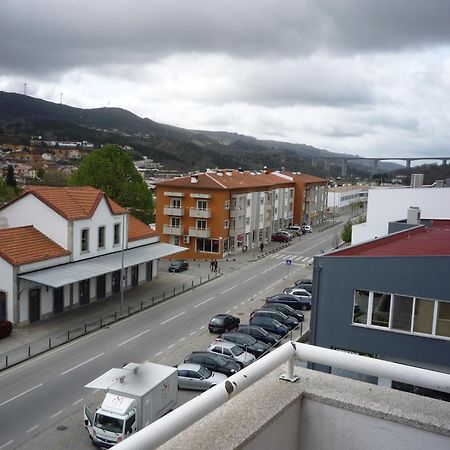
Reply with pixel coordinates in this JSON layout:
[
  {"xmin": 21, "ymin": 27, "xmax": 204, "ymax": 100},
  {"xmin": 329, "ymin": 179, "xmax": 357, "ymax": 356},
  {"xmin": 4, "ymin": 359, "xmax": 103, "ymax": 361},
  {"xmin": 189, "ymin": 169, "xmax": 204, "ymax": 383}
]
[
  {"xmin": 29, "ymin": 288, "xmax": 41, "ymax": 323},
  {"xmin": 53, "ymin": 287, "xmax": 64, "ymax": 314}
]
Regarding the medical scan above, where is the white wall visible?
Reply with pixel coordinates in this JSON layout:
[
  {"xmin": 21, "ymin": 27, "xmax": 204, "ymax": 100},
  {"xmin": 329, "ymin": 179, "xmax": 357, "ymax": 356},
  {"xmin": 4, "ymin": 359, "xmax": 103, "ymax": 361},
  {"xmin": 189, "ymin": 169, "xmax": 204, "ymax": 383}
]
[
  {"xmin": 0, "ymin": 258, "xmax": 14, "ymax": 322},
  {"xmin": 0, "ymin": 194, "xmax": 69, "ymax": 248},
  {"xmin": 352, "ymin": 187, "xmax": 450, "ymax": 244}
]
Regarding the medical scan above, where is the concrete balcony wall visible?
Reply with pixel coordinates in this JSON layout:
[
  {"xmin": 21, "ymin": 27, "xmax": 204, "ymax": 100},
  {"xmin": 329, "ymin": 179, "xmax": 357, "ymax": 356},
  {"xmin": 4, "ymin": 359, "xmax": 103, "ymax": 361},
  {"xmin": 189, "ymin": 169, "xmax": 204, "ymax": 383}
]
[
  {"xmin": 163, "ymin": 206, "xmax": 185, "ymax": 216},
  {"xmin": 188, "ymin": 227, "xmax": 211, "ymax": 238},
  {"xmin": 163, "ymin": 225, "xmax": 184, "ymax": 235},
  {"xmin": 161, "ymin": 367, "xmax": 450, "ymax": 450},
  {"xmin": 189, "ymin": 208, "xmax": 211, "ymax": 218}
]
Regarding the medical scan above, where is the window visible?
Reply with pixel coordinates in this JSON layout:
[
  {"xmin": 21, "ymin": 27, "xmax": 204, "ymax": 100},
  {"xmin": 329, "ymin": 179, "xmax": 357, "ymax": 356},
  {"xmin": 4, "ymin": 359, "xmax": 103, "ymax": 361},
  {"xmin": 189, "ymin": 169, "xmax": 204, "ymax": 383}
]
[
  {"xmin": 413, "ymin": 298, "xmax": 434, "ymax": 334},
  {"xmin": 171, "ymin": 198, "xmax": 181, "ymax": 208},
  {"xmin": 353, "ymin": 290, "xmax": 369, "ymax": 324},
  {"xmin": 247, "ymin": 199, "xmax": 251, "ymax": 206},
  {"xmin": 371, "ymin": 292, "xmax": 390, "ymax": 327},
  {"xmin": 171, "ymin": 217, "xmax": 181, "ymax": 228},
  {"xmin": 197, "ymin": 238, "xmax": 220, "ymax": 253},
  {"xmin": 224, "ymin": 220, "xmax": 229, "ymax": 229},
  {"xmin": 114, "ymin": 223, "xmax": 121, "ymax": 245},
  {"xmin": 245, "ymin": 217, "xmax": 250, "ymax": 225},
  {"xmin": 197, "ymin": 200, "xmax": 207, "ymax": 210},
  {"xmin": 98, "ymin": 226, "xmax": 105, "ymax": 249},
  {"xmin": 436, "ymin": 301, "xmax": 450, "ymax": 337},
  {"xmin": 81, "ymin": 228, "xmax": 89, "ymax": 252},
  {"xmin": 224, "ymin": 200, "xmax": 230, "ymax": 210},
  {"xmin": 0, "ymin": 292, "xmax": 6, "ymax": 321},
  {"xmin": 391, "ymin": 295, "xmax": 413, "ymax": 331},
  {"xmin": 197, "ymin": 219, "xmax": 207, "ymax": 230}
]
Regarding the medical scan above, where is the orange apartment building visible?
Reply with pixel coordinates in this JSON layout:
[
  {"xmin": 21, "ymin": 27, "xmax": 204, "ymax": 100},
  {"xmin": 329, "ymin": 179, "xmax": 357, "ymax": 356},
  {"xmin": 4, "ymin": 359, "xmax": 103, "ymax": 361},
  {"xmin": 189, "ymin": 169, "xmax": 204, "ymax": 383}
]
[{"xmin": 155, "ymin": 169, "xmax": 328, "ymax": 260}]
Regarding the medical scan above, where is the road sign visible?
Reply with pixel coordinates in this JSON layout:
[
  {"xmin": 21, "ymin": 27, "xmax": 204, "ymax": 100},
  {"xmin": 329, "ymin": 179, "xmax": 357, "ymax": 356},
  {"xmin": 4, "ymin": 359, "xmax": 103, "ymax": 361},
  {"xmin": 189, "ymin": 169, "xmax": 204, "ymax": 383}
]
[{"xmin": 286, "ymin": 259, "xmax": 292, "ymax": 265}]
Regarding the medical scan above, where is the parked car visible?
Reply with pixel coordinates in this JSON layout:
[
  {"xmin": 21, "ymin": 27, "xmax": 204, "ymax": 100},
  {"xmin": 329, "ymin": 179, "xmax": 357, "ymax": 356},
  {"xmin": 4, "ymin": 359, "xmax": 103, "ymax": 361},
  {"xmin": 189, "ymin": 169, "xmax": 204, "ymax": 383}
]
[
  {"xmin": 266, "ymin": 293, "xmax": 312, "ymax": 311},
  {"xmin": 217, "ymin": 333, "xmax": 270, "ymax": 358},
  {"xmin": 262, "ymin": 303, "xmax": 304, "ymax": 323},
  {"xmin": 237, "ymin": 325, "xmax": 281, "ymax": 347},
  {"xmin": 177, "ymin": 363, "xmax": 227, "ymax": 391},
  {"xmin": 207, "ymin": 341, "xmax": 256, "ymax": 367},
  {"xmin": 184, "ymin": 351, "xmax": 241, "ymax": 377},
  {"xmin": 286, "ymin": 225, "xmax": 303, "ymax": 236},
  {"xmin": 283, "ymin": 287, "xmax": 312, "ymax": 300},
  {"xmin": 301, "ymin": 225, "xmax": 312, "ymax": 233},
  {"xmin": 271, "ymin": 232, "xmax": 290, "ymax": 243},
  {"xmin": 168, "ymin": 260, "xmax": 189, "ymax": 272},
  {"xmin": 294, "ymin": 279, "xmax": 313, "ymax": 294},
  {"xmin": 208, "ymin": 314, "xmax": 240, "ymax": 333},
  {"xmin": 250, "ymin": 309, "xmax": 299, "ymax": 331},
  {"xmin": 249, "ymin": 316, "xmax": 289, "ymax": 337}
]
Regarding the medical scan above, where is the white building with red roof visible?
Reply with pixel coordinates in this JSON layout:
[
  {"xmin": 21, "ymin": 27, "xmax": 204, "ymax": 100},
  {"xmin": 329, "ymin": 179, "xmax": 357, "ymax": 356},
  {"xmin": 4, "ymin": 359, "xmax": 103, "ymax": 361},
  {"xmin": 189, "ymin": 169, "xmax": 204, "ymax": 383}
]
[{"xmin": 0, "ymin": 186, "xmax": 185, "ymax": 325}]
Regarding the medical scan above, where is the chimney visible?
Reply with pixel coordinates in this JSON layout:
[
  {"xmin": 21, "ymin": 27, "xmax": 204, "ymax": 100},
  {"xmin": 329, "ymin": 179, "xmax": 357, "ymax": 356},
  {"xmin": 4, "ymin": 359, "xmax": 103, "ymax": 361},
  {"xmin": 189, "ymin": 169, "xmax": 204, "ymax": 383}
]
[{"xmin": 407, "ymin": 207, "xmax": 421, "ymax": 225}]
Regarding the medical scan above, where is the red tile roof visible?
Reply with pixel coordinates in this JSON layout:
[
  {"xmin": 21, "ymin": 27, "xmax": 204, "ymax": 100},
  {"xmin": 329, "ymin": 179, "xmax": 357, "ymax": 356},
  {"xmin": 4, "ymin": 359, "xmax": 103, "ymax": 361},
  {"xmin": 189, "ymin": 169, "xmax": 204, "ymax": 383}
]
[
  {"xmin": 333, "ymin": 220, "xmax": 450, "ymax": 257},
  {"xmin": 0, "ymin": 225, "xmax": 71, "ymax": 266},
  {"xmin": 155, "ymin": 170, "xmax": 295, "ymax": 190},
  {"xmin": 128, "ymin": 214, "xmax": 158, "ymax": 241},
  {"xmin": 16, "ymin": 186, "xmax": 125, "ymax": 220}
]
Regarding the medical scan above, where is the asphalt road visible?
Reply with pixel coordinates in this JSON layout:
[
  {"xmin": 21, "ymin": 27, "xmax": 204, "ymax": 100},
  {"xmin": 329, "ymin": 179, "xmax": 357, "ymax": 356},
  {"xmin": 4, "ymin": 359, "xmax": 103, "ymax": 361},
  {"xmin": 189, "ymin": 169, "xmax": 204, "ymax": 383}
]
[{"xmin": 0, "ymin": 223, "xmax": 343, "ymax": 450}]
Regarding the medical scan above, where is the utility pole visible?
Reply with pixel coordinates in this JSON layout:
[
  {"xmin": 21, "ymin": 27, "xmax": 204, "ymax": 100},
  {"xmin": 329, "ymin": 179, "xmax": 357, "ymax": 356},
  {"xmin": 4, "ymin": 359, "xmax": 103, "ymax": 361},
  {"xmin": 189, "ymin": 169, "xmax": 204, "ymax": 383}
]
[
  {"xmin": 60, "ymin": 93, "xmax": 63, "ymax": 104},
  {"xmin": 24, "ymin": 83, "xmax": 27, "ymax": 95}
]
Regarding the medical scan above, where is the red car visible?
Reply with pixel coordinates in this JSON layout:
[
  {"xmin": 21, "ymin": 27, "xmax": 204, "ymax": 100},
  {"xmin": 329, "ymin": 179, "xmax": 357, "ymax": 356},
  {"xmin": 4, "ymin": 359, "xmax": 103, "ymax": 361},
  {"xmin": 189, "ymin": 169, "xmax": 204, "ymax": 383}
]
[{"xmin": 271, "ymin": 232, "xmax": 290, "ymax": 243}]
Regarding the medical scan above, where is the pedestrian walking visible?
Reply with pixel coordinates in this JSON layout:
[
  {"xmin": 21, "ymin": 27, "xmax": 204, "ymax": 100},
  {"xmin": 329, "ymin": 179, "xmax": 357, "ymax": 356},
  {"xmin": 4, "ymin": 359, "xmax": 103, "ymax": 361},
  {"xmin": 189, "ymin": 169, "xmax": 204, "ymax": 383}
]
[
  {"xmin": 213, "ymin": 260, "xmax": 218, "ymax": 273},
  {"xmin": 210, "ymin": 260, "xmax": 214, "ymax": 271},
  {"xmin": 260, "ymin": 242, "xmax": 264, "ymax": 252}
]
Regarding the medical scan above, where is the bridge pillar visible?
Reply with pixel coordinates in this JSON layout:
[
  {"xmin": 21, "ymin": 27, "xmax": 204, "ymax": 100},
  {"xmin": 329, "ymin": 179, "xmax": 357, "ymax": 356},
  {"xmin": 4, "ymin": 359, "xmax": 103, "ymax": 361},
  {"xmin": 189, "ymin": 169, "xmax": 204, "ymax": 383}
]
[
  {"xmin": 341, "ymin": 159, "xmax": 348, "ymax": 177},
  {"xmin": 406, "ymin": 159, "xmax": 411, "ymax": 169},
  {"xmin": 372, "ymin": 159, "xmax": 378, "ymax": 175}
]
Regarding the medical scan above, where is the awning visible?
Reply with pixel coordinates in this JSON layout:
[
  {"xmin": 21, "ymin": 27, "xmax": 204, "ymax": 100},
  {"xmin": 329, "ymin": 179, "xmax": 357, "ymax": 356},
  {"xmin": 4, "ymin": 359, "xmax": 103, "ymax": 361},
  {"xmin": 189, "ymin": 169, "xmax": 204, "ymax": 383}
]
[{"xmin": 18, "ymin": 243, "xmax": 187, "ymax": 288}]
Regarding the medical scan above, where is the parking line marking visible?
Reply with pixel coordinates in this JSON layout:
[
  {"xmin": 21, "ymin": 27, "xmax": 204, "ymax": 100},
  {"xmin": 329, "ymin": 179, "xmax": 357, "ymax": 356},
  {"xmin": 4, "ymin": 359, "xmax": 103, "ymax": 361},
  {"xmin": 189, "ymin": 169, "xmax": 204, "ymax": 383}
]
[
  {"xmin": 168, "ymin": 344, "xmax": 175, "ymax": 349},
  {"xmin": 72, "ymin": 398, "xmax": 84, "ymax": 406},
  {"xmin": 179, "ymin": 337, "xmax": 185, "ymax": 342},
  {"xmin": 51, "ymin": 410, "xmax": 63, "ymax": 419},
  {"xmin": 26, "ymin": 425, "xmax": 39, "ymax": 434},
  {"xmin": 199, "ymin": 325, "xmax": 205, "ymax": 330},
  {"xmin": 240, "ymin": 301, "xmax": 245, "ymax": 305},
  {"xmin": 190, "ymin": 331, "xmax": 196, "ymax": 336},
  {"xmin": 220, "ymin": 284, "xmax": 238, "ymax": 295},
  {"xmin": 61, "ymin": 353, "xmax": 104, "ymax": 375},
  {"xmin": 194, "ymin": 297, "xmax": 215, "ymax": 308},
  {"xmin": 0, "ymin": 440, "xmax": 13, "ymax": 449},
  {"xmin": 226, "ymin": 310, "xmax": 231, "ymax": 314},
  {"xmin": 0, "ymin": 383, "xmax": 43, "ymax": 406},
  {"xmin": 233, "ymin": 305, "xmax": 238, "ymax": 309},
  {"xmin": 118, "ymin": 329, "xmax": 151, "ymax": 347},
  {"xmin": 161, "ymin": 311, "xmax": 185, "ymax": 325},
  {"xmin": 155, "ymin": 351, "xmax": 162, "ymax": 357}
]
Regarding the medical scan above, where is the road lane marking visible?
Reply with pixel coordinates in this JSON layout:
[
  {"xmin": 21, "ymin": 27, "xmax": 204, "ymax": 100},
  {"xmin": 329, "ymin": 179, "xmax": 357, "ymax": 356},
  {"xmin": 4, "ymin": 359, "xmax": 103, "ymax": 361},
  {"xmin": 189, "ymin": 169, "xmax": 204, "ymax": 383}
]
[
  {"xmin": 194, "ymin": 296, "xmax": 215, "ymax": 308},
  {"xmin": 189, "ymin": 331, "xmax": 196, "ymax": 336},
  {"xmin": 168, "ymin": 344, "xmax": 175, "ymax": 349},
  {"xmin": 160, "ymin": 311, "xmax": 185, "ymax": 325},
  {"xmin": 61, "ymin": 353, "xmax": 104, "ymax": 375},
  {"xmin": 155, "ymin": 351, "xmax": 162, "ymax": 357},
  {"xmin": 117, "ymin": 329, "xmax": 151, "ymax": 347},
  {"xmin": 240, "ymin": 301, "xmax": 245, "ymax": 305},
  {"xmin": 72, "ymin": 398, "xmax": 84, "ymax": 406},
  {"xmin": 242, "ymin": 275, "xmax": 256, "ymax": 283},
  {"xmin": 179, "ymin": 337, "xmax": 185, "ymax": 342},
  {"xmin": 0, "ymin": 383, "xmax": 43, "ymax": 406},
  {"xmin": 51, "ymin": 410, "xmax": 63, "ymax": 419},
  {"xmin": 233, "ymin": 306, "xmax": 238, "ymax": 309},
  {"xmin": 226, "ymin": 310, "xmax": 231, "ymax": 314},
  {"xmin": 0, "ymin": 440, "xmax": 13, "ymax": 449},
  {"xmin": 220, "ymin": 284, "xmax": 238, "ymax": 294},
  {"xmin": 199, "ymin": 325, "xmax": 205, "ymax": 330},
  {"xmin": 26, "ymin": 425, "xmax": 39, "ymax": 433}
]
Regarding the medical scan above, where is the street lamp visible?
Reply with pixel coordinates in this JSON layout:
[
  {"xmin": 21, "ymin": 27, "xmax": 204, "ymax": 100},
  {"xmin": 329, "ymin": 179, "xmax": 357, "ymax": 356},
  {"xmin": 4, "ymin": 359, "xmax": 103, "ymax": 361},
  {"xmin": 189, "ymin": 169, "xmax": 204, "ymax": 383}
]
[{"xmin": 120, "ymin": 211, "xmax": 126, "ymax": 315}]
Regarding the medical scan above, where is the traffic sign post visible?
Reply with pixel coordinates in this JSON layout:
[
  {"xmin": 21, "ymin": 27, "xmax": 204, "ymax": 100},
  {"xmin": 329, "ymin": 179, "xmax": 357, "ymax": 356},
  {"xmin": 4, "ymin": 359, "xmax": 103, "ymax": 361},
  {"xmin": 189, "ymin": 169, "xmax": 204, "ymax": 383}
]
[{"xmin": 286, "ymin": 259, "xmax": 292, "ymax": 279}]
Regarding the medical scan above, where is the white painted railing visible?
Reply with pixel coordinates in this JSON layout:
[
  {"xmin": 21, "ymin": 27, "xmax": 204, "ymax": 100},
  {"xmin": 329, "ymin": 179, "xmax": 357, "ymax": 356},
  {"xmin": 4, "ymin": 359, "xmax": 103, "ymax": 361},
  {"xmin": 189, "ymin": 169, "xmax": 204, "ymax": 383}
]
[{"xmin": 115, "ymin": 342, "xmax": 450, "ymax": 450}]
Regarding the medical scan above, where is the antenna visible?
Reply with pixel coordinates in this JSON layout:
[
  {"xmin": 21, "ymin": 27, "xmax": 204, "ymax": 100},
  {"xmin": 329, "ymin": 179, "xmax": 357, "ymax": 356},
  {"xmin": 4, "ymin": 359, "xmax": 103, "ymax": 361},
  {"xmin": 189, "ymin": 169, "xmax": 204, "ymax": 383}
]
[{"xmin": 24, "ymin": 83, "xmax": 27, "ymax": 95}]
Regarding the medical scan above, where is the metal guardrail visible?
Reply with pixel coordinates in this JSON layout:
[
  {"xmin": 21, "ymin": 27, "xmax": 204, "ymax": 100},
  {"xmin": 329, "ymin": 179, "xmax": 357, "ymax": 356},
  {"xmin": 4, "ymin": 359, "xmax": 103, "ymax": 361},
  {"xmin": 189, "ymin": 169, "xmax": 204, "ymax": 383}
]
[
  {"xmin": 0, "ymin": 272, "xmax": 221, "ymax": 370},
  {"xmin": 115, "ymin": 341, "xmax": 450, "ymax": 450}
]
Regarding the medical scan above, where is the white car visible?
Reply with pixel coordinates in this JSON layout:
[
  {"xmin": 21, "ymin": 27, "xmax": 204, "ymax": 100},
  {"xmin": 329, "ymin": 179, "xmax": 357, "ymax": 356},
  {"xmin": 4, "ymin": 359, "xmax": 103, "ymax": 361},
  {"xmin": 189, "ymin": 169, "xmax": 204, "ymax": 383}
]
[
  {"xmin": 177, "ymin": 363, "xmax": 227, "ymax": 390},
  {"xmin": 283, "ymin": 287, "xmax": 312, "ymax": 300},
  {"xmin": 207, "ymin": 341, "xmax": 256, "ymax": 367}
]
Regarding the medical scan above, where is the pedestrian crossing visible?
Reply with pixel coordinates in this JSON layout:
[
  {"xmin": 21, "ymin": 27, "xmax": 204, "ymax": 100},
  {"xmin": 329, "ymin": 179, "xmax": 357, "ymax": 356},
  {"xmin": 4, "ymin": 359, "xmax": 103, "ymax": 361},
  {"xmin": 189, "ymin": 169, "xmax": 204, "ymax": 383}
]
[{"xmin": 268, "ymin": 253, "xmax": 314, "ymax": 264}]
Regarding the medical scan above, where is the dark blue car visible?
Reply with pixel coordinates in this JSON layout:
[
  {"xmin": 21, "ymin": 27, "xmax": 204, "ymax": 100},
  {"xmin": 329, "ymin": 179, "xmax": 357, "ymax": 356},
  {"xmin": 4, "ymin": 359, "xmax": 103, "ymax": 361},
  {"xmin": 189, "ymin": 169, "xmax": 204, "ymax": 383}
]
[{"xmin": 249, "ymin": 316, "xmax": 289, "ymax": 337}]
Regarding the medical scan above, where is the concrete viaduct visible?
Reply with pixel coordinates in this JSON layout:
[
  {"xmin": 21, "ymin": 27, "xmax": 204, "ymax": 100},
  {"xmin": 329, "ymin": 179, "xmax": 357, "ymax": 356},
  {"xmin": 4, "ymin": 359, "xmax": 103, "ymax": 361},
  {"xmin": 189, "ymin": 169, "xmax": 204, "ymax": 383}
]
[{"xmin": 311, "ymin": 156, "xmax": 450, "ymax": 177}]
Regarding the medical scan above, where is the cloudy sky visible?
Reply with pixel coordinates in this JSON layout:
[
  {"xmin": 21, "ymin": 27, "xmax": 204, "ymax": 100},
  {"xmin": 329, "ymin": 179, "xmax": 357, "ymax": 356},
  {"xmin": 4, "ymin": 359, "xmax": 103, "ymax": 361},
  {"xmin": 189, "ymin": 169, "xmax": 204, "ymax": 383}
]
[{"xmin": 1, "ymin": 0, "xmax": 450, "ymax": 160}]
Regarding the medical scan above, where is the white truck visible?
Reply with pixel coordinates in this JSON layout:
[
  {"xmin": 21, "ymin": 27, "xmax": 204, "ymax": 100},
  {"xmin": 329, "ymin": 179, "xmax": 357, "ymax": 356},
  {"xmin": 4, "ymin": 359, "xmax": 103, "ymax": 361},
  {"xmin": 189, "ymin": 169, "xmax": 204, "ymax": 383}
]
[{"xmin": 84, "ymin": 362, "xmax": 178, "ymax": 448}]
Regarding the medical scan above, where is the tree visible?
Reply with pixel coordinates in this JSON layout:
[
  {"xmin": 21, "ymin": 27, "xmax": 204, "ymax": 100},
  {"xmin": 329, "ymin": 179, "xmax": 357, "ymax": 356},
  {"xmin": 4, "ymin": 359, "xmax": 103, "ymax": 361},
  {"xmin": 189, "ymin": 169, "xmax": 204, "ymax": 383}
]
[
  {"xmin": 341, "ymin": 220, "xmax": 353, "ymax": 244},
  {"xmin": 0, "ymin": 177, "xmax": 20, "ymax": 205},
  {"xmin": 69, "ymin": 144, "xmax": 153, "ymax": 223},
  {"xmin": 6, "ymin": 165, "xmax": 17, "ymax": 188}
]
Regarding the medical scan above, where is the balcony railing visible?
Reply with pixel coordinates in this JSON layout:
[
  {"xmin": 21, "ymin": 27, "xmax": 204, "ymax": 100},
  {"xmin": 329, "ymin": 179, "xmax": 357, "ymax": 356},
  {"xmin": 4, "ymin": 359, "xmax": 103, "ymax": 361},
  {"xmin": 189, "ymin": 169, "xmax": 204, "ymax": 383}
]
[
  {"xmin": 163, "ymin": 225, "xmax": 184, "ymax": 236},
  {"xmin": 188, "ymin": 227, "xmax": 211, "ymax": 238},
  {"xmin": 163, "ymin": 206, "xmax": 185, "ymax": 216},
  {"xmin": 189, "ymin": 208, "xmax": 211, "ymax": 218}
]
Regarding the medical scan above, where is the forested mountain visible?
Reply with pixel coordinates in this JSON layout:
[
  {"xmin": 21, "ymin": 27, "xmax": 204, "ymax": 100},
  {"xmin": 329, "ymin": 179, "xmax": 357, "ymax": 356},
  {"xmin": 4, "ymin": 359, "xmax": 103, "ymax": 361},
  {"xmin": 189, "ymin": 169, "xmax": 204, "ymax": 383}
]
[{"xmin": 0, "ymin": 91, "xmax": 399, "ymax": 176}]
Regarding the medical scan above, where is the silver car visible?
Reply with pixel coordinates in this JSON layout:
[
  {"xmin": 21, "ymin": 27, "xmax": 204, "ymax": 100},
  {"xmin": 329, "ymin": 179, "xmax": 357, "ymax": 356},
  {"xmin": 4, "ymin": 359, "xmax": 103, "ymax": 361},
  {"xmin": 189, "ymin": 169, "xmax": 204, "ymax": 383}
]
[
  {"xmin": 177, "ymin": 363, "xmax": 227, "ymax": 391},
  {"xmin": 207, "ymin": 340, "xmax": 256, "ymax": 367}
]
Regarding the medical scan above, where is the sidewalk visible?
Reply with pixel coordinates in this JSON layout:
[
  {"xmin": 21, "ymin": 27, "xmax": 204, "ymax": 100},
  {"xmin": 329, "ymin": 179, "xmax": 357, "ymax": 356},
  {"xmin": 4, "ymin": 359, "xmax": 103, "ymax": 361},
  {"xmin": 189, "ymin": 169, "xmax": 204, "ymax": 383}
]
[{"xmin": 0, "ymin": 238, "xmax": 293, "ymax": 370}]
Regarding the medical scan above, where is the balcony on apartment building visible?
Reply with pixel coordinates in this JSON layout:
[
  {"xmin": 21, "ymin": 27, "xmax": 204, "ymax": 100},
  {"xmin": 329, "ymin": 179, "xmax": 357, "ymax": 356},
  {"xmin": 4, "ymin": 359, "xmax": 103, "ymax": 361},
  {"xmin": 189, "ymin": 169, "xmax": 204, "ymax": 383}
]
[
  {"xmin": 163, "ymin": 206, "xmax": 185, "ymax": 216},
  {"xmin": 163, "ymin": 225, "xmax": 184, "ymax": 235},
  {"xmin": 189, "ymin": 207, "xmax": 211, "ymax": 218},
  {"xmin": 188, "ymin": 226, "xmax": 211, "ymax": 238}
]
